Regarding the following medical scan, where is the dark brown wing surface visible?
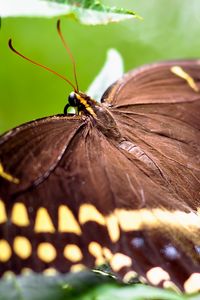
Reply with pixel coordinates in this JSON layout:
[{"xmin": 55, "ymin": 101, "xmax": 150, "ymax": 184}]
[
  {"xmin": 0, "ymin": 60, "xmax": 200, "ymax": 293},
  {"xmin": 0, "ymin": 116, "xmax": 84, "ymax": 196},
  {"xmin": 101, "ymin": 60, "xmax": 200, "ymax": 292},
  {"xmin": 103, "ymin": 60, "xmax": 200, "ymax": 207},
  {"xmin": 103, "ymin": 60, "xmax": 200, "ymax": 209}
]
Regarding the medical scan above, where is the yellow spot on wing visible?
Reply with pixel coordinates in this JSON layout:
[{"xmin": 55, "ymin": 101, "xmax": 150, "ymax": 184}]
[
  {"xmin": 102, "ymin": 247, "xmax": 113, "ymax": 261},
  {"xmin": 0, "ymin": 162, "xmax": 19, "ymax": 184},
  {"xmin": 63, "ymin": 244, "xmax": 83, "ymax": 262},
  {"xmin": 79, "ymin": 204, "xmax": 105, "ymax": 226},
  {"xmin": 21, "ymin": 268, "xmax": 33, "ymax": 276},
  {"xmin": 110, "ymin": 253, "xmax": 132, "ymax": 272},
  {"xmin": 88, "ymin": 241, "xmax": 105, "ymax": 265},
  {"xmin": 0, "ymin": 240, "xmax": 12, "ymax": 262},
  {"xmin": 123, "ymin": 271, "xmax": 138, "ymax": 283},
  {"xmin": 13, "ymin": 236, "xmax": 32, "ymax": 259},
  {"xmin": 139, "ymin": 276, "xmax": 147, "ymax": 284},
  {"xmin": 88, "ymin": 244, "xmax": 113, "ymax": 265},
  {"xmin": 2, "ymin": 271, "xmax": 15, "ymax": 279},
  {"xmin": 70, "ymin": 264, "xmax": 85, "ymax": 273},
  {"xmin": 88, "ymin": 242, "xmax": 102, "ymax": 257},
  {"xmin": 34, "ymin": 207, "xmax": 55, "ymax": 233},
  {"xmin": 43, "ymin": 268, "xmax": 58, "ymax": 276},
  {"xmin": 115, "ymin": 208, "xmax": 143, "ymax": 231},
  {"xmin": 171, "ymin": 66, "xmax": 199, "ymax": 92},
  {"xmin": 11, "ymin": 203, "xmax": 30, "ymax": 226},
  {"xmin": 163, "ymin": 280, "xmax": 181, "ymax": 292},
  {"xmin": 115, "ymin": 208, "xmax": 200, "ymax": 231},
  {"xmin": 0, "ymin": 199, "xmax": 7, "ymax": 224},
  {"xmin": 106, "ymin": 214, "xmax": 120, "ymax": 243},
  {"xmin": 58, "ymin": 205, "xmax": 82, "ymax": 235},
  {"xmin": 184, "ymin": 273, "xmax": 200, "ymax": 293},
  {"xmin": 37, "ymin": 242, "xmax": 56, "ymax": 263},
  {"xmin": 146, "ymin": 267, "xmax": 170, "ymax": 285}
]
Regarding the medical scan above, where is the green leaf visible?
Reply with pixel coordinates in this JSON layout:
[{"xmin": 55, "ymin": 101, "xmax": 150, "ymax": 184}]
[
  {"xmin": 0, "ymin": 0, "xmax": 141, "ymax": 25},
  {"xmin": 0, "ymin": 271, "xmax": 199, "ymax": 300},
  {"xmin": 86, "ymin": 48, "xmax": 124, "ymax": 101},
  {"xmin": 0, "ymin": 271, "xmax": 113, "ymax": 300},
  {"xmin": 87, "ymin": 284, "xmax": 185, "ymax": 300}
]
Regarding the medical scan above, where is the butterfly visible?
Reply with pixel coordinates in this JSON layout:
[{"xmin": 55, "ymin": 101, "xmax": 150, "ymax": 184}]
[{"xmin": 0, "ymin": 20, "xmax": 200, "ymax": 294}]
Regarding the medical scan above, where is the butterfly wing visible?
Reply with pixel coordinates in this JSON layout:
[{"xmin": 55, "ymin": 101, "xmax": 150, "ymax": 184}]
[
  {"xmin": 103, "ymin": 60, "xmax": 200, "ymax": 210},
  {"xmin": 100, "ymin": 60, "xmax": 200, "ymax": 292},
  {"xmin": 0, "ymin": 120, "xmax": 125, "ymax": 276},
  {"xmin": 0, "ymin": 115, "xmax": 90, "ymax": 274},
  {"xmin": 0, "ymin": 115, "xmax": 84, "ymax": 196}
]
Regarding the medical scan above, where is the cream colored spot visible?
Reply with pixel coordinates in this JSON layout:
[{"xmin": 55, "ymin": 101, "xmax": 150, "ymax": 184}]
[
  {"xmin": 139, "ymin": 276, "xmax": 147, "ymax": 284},
  {"xmin": 58, "ymin": 205, "xmax": 82, "ymax": 235},
  {"xmin": 0, "ymin": 240, "xmax": 12, "ymax": 262},
  {"xmin": 0, "ymin": 199, "xmax": 7, "ymax": 224},
  {"xmin": 88, "ymin": 241, "xmax": 105, "ymax": 265},
  {"xmin": 34, "ymin": 207, "xmax": 55, "ymax": 233},
  {"xmin": 184, "ymin": 273, "xmax": 200, "ymax": 293},
  {"xmin": 43, "ymin": 268, "xmax": 58, "ymax": 276},
  {"xmin": 88, "ymin": 241, "xmax": 102, "ymax": 258},
  {"xmin": 110, "ymin": 253, "xmax": 132, "ymax": 272},
  {"xmin": 171, "ymin": 66, "xmax": 199, "ymax": 92},
  {"xmin": 13, "ymin": 236, "xmax": 32, "ymax": 259},
  {"xmin": 37, "ymin": 242, "xmax": 57, "ymax": 263},
  {"xmin": 70, "ymin": 264, "xmax": 85, "ymax": 273},
  {"xmin": 11, "ymin": 203, "xmax": 30, "ymax": 226},
  {"xmin": 115, "ymin": 208, "xmax": 143, "ymax": 231},
  {"xmin": 2, "ymin": 271, "xmax": 15, "ymax": 279},
  {"xmin": 163, "ymin": 280, "xmax": 181, "ymax": 292},
  {"xmin": 146, "ymin": 267, "xmax": 170, "ymax": 285},
  {"xmin": 115, "ymin": 208, "xmax": 200, "ymax": 232},
  {"xmin": 0, "ymin": 162, "xmax": 19, "ymax": 184},
  {"xmin": 106, "ymin": 214, "xmax": 120, "ymax": 243},
  {"xmin": 123, "ymin": 271, "xmax": 138, "ymax": 283},
  {"xmin": 64, "ymin": 244, "xmax": 83, "ymax": 262},
  {"xmin": 102, "ymin": 247, "xmax": 113, "ymax": 261},
  {"xmin": 21, "ymin": 268, "xmax": 33, "ymax": 276},
  {"xmin": 79, "ymin": 204, "xmax": 105, "ymax": 226}
]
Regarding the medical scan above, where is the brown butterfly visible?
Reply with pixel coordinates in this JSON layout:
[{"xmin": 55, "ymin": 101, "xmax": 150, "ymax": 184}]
[{"xmin": 0, "ymin": 20, "xmax": 200, "ymax": 293}]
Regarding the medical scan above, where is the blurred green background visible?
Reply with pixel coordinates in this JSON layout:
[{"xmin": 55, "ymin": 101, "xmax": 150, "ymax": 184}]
[{"xmin": 1, "ymin": 0, "xmax": 200, "ymax": 134}]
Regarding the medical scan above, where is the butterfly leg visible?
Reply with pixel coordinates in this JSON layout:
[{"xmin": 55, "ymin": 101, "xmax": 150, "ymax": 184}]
[{"xmin": 63, "ymin": 104, "xmax": 70, "ymax": 115}]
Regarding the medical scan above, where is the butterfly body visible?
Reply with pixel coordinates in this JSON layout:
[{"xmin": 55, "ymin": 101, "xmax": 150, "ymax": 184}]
[
  {"xmin": 65, "ymin": 91, "xmax": 98, "ymax": 118},
  {"xmin": 0, "ymin": 60, "xmax": 200, "ymax": 293}
]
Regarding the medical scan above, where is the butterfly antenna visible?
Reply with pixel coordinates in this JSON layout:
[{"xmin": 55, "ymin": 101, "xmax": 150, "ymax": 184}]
[
  {"xmin": 57, "ymin": 20, "xmax": 79, "ymax": 92},
  {"xmin": 8, "ymin": 39, "xmax": 77, "ymax": 91}
]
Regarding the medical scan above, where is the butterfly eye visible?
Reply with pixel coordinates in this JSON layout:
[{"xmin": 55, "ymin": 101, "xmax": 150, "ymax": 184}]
[{"xmin": 68, "ymin": 92, "xmax": 79, "ymax": 107}]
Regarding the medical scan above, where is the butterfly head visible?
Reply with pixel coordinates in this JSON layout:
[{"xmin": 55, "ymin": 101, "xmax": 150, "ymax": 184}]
[{"xmin": 68, "ymin": 92, "xmax": 79, "ymax": 107}]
